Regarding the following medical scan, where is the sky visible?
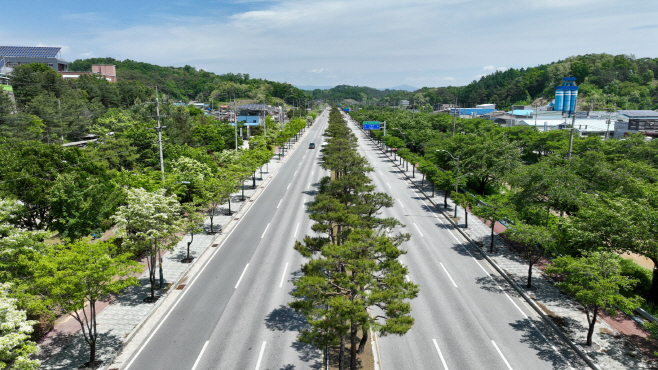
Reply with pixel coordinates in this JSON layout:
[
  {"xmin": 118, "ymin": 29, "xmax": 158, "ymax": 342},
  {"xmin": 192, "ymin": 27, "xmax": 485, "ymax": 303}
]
[{"xmin": 3, "ymin": 0, "xmax": 658, "ymax": 89}]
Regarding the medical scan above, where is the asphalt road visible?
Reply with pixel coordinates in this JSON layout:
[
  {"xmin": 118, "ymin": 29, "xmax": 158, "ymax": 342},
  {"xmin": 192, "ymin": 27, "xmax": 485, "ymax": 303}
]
[
  {"xmin": 345, "ymin": 112, "xmax": 584, "ymax": 370},
  {"xmin": 123, "ymin": 110, "xmax": 331, "ymax": 370},
  {"xmin": 122, "ymin": 108, "xmax": 584, "ymax": 370}
]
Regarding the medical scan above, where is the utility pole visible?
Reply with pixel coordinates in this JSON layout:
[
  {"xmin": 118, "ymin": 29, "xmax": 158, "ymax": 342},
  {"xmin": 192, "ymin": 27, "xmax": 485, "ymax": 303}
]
[
  {"xmin": 234, "ymin": 94, "xmax": 238, "ymax": 150},
  {"xmin": 156, "ymin": 88, "xmax": 166, "ymax": 182},
  {"xmin": 452, "ymin": 98, "xmax": 457, "ymax": 137},
  {"xmin": 605, "ymin": 105, "xmax": 613, "ymax": 141},
  {"xmin": 147, "ymin": 87, "xmax": 167, "ymax": 183},
  {"xmin": 567, "ymin": 114, "xmax": 576, "ymax": 159}
]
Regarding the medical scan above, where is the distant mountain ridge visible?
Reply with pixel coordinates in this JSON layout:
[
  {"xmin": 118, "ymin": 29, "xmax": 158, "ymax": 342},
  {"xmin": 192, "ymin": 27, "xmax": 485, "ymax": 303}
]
[
  {"xmin": 388, "ymin": 84, "xmax": 419, "ymax": 92},
  {"xmin": 295, "ymin": 85, "xmax": 335, "ymax": 91}
]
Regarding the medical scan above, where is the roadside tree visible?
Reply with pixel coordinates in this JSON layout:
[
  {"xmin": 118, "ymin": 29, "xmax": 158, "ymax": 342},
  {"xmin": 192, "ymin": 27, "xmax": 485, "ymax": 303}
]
[
  {"xmin": 35, "ymin": 238, "xmax": 139, "ymax": 368},
  {"xmin": 112, "ymin": 188, "xmax": 184, "ymax": 300},
  {"xmin": 470, "ymin": 194, "xmax": 511, "ymax": 253},
  {"xmin": 505, "ymin": 223, "xmax": 555, "ymax": 288},
  {"xmin": 545, "ymin": 251, "xmax": 642, "ymax": 346}
]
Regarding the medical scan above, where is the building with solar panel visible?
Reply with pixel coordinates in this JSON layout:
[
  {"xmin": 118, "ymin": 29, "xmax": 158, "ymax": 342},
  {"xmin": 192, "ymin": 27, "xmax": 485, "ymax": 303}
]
[
  {"xmin": 0, "ymin": 46, "xmax": 69, "ymax": 73},
  {"xmin": 237, "ymin": 104, "xmax": 269, "ymax": 126}
]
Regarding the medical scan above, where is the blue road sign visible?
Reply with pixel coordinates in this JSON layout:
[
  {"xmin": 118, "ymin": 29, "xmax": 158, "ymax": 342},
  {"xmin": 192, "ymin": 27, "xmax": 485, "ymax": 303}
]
[{"xmin": 363, "ymin": 121, "xmax": 380, "ymax": 130}]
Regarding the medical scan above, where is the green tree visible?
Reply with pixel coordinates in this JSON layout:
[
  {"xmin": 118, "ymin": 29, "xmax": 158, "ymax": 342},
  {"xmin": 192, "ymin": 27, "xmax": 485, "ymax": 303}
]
[
  {"xmin": 112, "ymin": 188, "xmax": 183, "ymax": 300},
  {"xmin": 0, "ymin": 199, "xmax": 53, "ymax": 340},
  {"xmin": 505, "ymin": 223, "xmax": 555, "ymax": 288},
  {"xmin": 291, "ymin": 229, "xmax": 417, "ymax": 370},
  {"xmin": 0, "ymin": 283, "xmax": 39, "ymax": 370},
  {"xmin": 470, "ymin": 194, "xmax": 511, "ymax": 253},
  {"xmin": 48, "ymin": 172, "xmax": 122, "ymax": 240},
  {"xmin": 545, "ymin": 251, "xmax": 642, "ymax": 346},
  {"xmin": 35, "ymin": 238, "xmax": 140, "ymax": 368}
]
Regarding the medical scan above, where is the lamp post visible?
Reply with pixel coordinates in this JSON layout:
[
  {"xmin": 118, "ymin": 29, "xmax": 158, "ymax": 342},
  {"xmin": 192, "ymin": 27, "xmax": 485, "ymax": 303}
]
[{"xmin": 436, "ymin": 150, "xmax": 460, "ymax": 219}]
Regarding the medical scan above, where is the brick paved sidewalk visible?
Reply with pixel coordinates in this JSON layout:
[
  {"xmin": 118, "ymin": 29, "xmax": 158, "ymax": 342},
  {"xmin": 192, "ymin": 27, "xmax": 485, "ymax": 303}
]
[
  {"xmin": 352, "ymin": 120, "xmax": 655, "ymax": 370},
  {"xmin": 36, "ymin": 126, "xmax": 314, "ymax": 370}
]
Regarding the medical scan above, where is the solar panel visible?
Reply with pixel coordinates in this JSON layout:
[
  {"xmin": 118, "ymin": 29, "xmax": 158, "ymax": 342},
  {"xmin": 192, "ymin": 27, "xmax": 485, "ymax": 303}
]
[
  {"xmin": 238, "ymin": 104, "xmax": 268, "ymax": 110},
  {"xmin": 0, "ymin": 46, "xmax": 61, "ymax": 58}
]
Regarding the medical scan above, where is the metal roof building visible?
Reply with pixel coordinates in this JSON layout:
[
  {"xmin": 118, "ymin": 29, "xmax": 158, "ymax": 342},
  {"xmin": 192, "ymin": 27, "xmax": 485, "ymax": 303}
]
[
  {"xmin": 0, "ymin": 46, "xmax": 69, "ymax": 72},
  {"xmin": 616, "ymin": 110, "xmax": 658, "ymax": 119}
]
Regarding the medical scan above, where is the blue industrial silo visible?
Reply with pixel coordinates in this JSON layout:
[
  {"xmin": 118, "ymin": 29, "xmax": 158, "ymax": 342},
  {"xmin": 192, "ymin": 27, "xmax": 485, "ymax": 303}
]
[
  {"xmin": 554, "ymin": 89, "xmax": 565, "ymax": 111},
  {"xmin": 554, "ymin": 77, "xmax": 578, "ymax": 116}
]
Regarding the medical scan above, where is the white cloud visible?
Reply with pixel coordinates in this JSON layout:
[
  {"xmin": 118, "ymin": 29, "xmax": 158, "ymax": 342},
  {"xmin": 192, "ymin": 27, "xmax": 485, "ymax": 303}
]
[{"xmin": 3, "ymin": 0, "xmax": 658, "ymax": 87}]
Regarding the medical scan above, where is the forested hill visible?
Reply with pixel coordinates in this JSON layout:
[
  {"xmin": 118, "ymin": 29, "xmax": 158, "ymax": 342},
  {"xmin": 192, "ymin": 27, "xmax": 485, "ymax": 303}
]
[
  {"xmin": 302, "ymin": 54, "xmax": 658, "ymax": 112},
  {"xmin": 306, "ymin": 84, "xmax": 406, "ymax": 102},
  {"xmin": 452, "ymin": 53, "xmax": 658, "ymax": 110},
  {"xmin": 68, "ymin": 57, "xmax": 308, "ymax": 103}
]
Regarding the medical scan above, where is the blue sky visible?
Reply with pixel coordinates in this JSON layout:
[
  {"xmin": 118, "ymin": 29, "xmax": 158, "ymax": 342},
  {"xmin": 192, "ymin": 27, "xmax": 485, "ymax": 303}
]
[{"xmin": 3, "ymin": 0, "xmax": 658, "ymax": 89}]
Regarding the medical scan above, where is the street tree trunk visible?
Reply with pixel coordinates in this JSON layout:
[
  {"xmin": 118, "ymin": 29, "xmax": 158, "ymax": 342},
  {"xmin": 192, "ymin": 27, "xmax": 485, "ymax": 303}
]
[
  {"xmin": 586, "ymin": 306, "xmax": 598, "ymax": 346},
  {"xmin": 527, "ymin": 260, "xmax": 533, "ymax": 289},
  {"xmin": 88, "ymin": 340, "xmax": 96, "ymax": 369},
  {"xmin": 350, "ymin": 322, "xmax": 358, "ymax": 370},
  {"xmin": 208, "ymin": 207, "xmax": 215, "ymax": 233},
  {"xmin": 357, "ymin": 327, "xmax": 368, "ymax": 354},
  {"xmin": 339, "ymin": 334, "xmax": 345, "ymax": 370},
  {"xmin": 149, "ymin": 252, "xmax": 156, "ymax": 299},
  {"xmin": 490, "ymin": 223, "xmax": 495, "ymax": 253}
]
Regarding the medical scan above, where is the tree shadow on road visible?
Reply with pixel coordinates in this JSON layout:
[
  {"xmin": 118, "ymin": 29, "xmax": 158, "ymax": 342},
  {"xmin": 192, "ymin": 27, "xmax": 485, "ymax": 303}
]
[
  {"xmin": 264, "ymin": 305, "xmax": 322, "ymax": 369},
  {"xmin": 38, "ymin": 330, "xmax": 122, "ymax": 370},
  {"xmin": 509, "ymin": 318, "xmax": 587, "ymax": 369}
]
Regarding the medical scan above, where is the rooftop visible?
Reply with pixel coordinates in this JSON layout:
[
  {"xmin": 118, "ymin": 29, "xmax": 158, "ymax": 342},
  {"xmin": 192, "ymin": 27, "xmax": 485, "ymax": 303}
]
[
  {"xmin": 0, "ymin": 46, "xmax": 61, "ymax": 58},
  {"xmin": 238, "ymin": 104, "xmax": 268, "ymax": 110},
  {"xmin": 616, "ymin": 110, "xmax": 658, "ymax": 118}
]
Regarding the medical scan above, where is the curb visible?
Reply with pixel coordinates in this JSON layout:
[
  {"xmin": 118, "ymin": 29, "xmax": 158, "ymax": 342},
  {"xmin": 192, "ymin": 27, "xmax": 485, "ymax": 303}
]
[
  {"xmin": 104, "ymin": 113, "xmax": 320, "ymax": 370},
  {"xmin": 351, "ymin": 120, "xmax": 601, "ymax": 370},
  {"xmin": 102, "ymin": 168, "xmax": 280, "ymax": 370}
]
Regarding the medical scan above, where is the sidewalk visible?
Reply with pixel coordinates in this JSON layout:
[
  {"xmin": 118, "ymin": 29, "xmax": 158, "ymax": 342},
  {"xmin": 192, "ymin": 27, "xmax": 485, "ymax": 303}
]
[
  {"xmin": 350, "ymin": 118, "xmax": 655, "ymax": 370},
  {"xmin": 36, "ymin": 125, "xmax": 315, "ymax": 370}
]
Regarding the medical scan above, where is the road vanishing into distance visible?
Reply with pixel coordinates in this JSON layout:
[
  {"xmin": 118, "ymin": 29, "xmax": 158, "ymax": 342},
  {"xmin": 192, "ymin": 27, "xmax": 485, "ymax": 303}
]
[{"xmin": 121, "ymin": 108, "xmax": 584, "ymax": 369}]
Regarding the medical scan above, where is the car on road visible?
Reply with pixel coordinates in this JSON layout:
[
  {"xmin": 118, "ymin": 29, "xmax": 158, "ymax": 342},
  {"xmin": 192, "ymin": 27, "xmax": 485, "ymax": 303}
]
[{"xmin": 308, "ymin": 143, "xmax": 316, "ymax": 149}]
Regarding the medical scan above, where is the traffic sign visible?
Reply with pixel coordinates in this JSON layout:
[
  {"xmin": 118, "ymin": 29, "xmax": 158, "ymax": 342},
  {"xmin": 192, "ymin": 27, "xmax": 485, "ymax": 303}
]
[{"xmin": 363, "ymin": 121, "xmax": 380, "ymax": 130}]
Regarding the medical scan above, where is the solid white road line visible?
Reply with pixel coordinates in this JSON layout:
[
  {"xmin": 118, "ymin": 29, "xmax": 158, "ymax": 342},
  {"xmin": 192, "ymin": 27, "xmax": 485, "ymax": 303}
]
[
  {"xmin": 413, "ymin": 222, "xmax": 423, "ymax": 237},
  {"xmin": 235, "ymin": 264, "xmax": 249, "ymax": 289},
  {"xmin": 294, "ymin": 223, "xmax": 300, "ymax": 237},
  {"xmin": 504, "ymin": 292, "xmax": 527, "ymax": 318},
  {"xmin": 261, "ymin": 223, "xmax": 270, "ymax": 238},
  {"xmin": 440, "ymin": 263, "xmax": 458, "ymax": 288},
  {"xmin": 491, "ymin": 341, "xmax": 513, "ymax": 370},
  {"xmin": 123, "ymin": 169, "xmax": 271, "ymax": 369},
  {"xmin": 277, "ymin": 199, "xmax": 282, "ymax": 209},
  {"xmin": 190, "ymin": 341, "xmax": 209, "ymax": 370},
  {"xmin": 255, "ymin": 341, "xmax": 267, "ymax": 370},
  {"xmin": 308, "ymin": 182, "xmax": 310, "ymax": 189},
  {"xmin": 279, "ymin": 262, "xmax": 289, "ymax": 288},
  {"xmin": 294, "ymin": 170, "xmax": 297, "ymax": 176},
  {"xmin": 433, "ymin": 339, "xmax": 449, "ymax": 370},
  {"xmin": 387, "ymin": 182, "xmax": 392, "ymax": 189},
  {"xmin": 398, "ymin": 199, "xmax": 404, "ymax": 208},
  {"xmin": 287, "ymin": 183, "xmax": 291, "ymax": 189},
  {"xmin": 379, "ymin": 170, "xmax": 383, "ymax": 175}
]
